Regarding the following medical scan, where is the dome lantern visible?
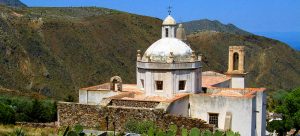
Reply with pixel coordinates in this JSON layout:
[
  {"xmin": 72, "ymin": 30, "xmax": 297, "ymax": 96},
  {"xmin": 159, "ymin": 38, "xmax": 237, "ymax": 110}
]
[{"xmin": 162, "ymin": 15, "xmax": 176, "ymax": 38}]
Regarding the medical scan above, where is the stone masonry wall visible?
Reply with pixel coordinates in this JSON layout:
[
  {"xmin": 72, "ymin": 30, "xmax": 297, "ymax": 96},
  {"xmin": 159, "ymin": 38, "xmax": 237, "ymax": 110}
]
[
  {"xmin": 109, "ymin": 99, "xmax": 160, "ymax": 108},
  {"xmin": 57, "ymin": 102, "xmax": 103, "ymax": 128},
  {"xmin": 58, "ymin": 102, "xmax": 212, "ymax": 131}
]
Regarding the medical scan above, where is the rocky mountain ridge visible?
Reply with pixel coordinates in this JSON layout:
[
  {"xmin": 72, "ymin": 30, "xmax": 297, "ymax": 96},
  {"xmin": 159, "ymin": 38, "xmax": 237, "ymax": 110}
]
[{"xmin": 0, "ymin": 5, "xmax": 299, "ymax": 99}]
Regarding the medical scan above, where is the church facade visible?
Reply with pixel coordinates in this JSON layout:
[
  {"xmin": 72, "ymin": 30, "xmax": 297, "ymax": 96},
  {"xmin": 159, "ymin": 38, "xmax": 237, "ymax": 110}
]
[{"xmin": 65, "ymin": 14, "xmax": 266, "ymax": 136}]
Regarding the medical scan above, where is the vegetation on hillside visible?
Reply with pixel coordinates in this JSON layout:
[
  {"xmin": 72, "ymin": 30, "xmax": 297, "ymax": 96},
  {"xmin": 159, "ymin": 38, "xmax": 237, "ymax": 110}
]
[
  {"xmin": 188, "ymin": 31, "xmax": 300, "ymax": 90},
  {"xmin": 183, "ymin": 19, "xmax": 251, "ymax": 35},
  {"xmin": 0, "ymin": 95, "xmax": 57, "ymax": 124},
  {"xmin": 0, "ymin": 5, "xmax": 299, "ymax": 99},
  {"xmin": 0, "ymin": 0, "xmax": 26, "ymax": 7},
  {"xmin": 267, "ymin": 87, "xmax": 300, "ymax": 135}
]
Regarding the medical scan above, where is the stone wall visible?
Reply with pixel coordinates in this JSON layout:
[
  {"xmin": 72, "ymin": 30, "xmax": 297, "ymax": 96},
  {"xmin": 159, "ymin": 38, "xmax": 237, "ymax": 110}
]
[
  {"xmin": 109, "ymin": 99, "xmax": 160, "ymax": 108},
  {"xmin": 57, "ymin": 102, "xmax": 103, "ymax": 128},
  {"xmin": 57, "ymin": 102, "xmax": 212, "ymax": 131}
]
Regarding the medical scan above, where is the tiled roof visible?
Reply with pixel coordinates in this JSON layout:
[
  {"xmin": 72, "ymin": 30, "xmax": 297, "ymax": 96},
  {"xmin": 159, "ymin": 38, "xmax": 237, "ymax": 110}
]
[
  {"xmin": 202, "ymin": 71, "xmax": 231, "ymax": 87},
  {"xmin": 201, "ymin": 87, "xmax": 266, "ymax": 98}
]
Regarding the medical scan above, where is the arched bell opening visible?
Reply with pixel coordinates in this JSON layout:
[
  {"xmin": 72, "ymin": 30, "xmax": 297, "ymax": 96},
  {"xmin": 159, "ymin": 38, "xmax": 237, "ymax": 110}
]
[
  {"xmin": 110, "ymin": 76, "xmax": 122, "ymax": 91},
  {"xmin": 233, "ymin": 52, "xmax": 239, "ymax": 71}
]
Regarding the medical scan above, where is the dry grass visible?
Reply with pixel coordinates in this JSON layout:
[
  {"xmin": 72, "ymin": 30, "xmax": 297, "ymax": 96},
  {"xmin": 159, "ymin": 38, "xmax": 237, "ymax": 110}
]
[{"xmin": 0, "ymin": 124, "xmax": 56, "ymax": 136}]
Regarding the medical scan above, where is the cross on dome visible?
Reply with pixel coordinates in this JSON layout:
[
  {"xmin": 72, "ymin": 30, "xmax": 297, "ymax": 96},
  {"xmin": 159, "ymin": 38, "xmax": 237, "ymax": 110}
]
[{"xmin": 168, "ymin": 6, "xmax": 172, "ymax": 15}]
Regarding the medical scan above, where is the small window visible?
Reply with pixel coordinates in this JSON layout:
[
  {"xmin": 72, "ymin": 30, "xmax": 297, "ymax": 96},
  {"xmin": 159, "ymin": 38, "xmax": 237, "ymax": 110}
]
[
  {"xmin": 165, "ymin": 28, "xmax": 169, "ymax": 37},
  {"xmin": 141, "ymin": 79, "xmax": 144, "ymax": 88},
  {"xmin": 179, "ymin": 80, "xmax": 186, "ymax": 90},
  {"xmin": 209, "ymin": 113, "xmax": 219, "ymax": 127},
  {"xmin": 156, "ymin": 81, "xmax": 163, "ymax": 90}
]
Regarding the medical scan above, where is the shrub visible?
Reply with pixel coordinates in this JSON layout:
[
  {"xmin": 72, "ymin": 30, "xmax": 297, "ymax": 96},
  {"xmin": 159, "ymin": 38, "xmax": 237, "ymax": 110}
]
[
  {"xmin": 0, "ymin": 96, "xmax": 57, "ymax": 123},
  {"xmin": 11, "ymin": 128, "xmax": 26, "ymax": 136},
  {"xmin": 0, "ymin": 103, "xmax": 16, "ymax": 124},
  {"xmin": 124, "ymin": 119, "xmax": 155, "ymax": 134}
]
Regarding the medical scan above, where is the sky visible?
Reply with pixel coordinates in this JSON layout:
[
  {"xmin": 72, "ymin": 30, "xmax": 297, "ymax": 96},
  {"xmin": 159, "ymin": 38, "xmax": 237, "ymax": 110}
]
[{"xmin": 20, "ymin": 0, "xmax": 300, "ymax": 50}]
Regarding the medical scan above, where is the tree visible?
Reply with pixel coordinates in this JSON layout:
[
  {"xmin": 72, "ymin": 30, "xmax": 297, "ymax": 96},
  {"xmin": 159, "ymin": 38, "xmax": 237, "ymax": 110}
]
[
  {"xmin": 267, "ymin": 87, "xmax": 300, "ymax": 135},
  {"xmin": 0, "ymin": 103, "xmax": 16, "ymax": 124},
  {"xmin": 30, "ymin": 99, "xmax": 43, "ymax": 122}
]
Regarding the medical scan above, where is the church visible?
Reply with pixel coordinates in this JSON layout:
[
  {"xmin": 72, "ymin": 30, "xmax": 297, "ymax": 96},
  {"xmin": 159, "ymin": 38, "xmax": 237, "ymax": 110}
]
[{"xmin": 58, "ymin": 14, "xmax": 267, "ymax": 136}]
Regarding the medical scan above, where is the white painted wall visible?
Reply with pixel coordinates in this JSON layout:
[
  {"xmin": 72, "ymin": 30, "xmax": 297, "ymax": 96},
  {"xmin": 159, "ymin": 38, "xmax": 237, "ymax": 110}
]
[
  {"xmin": 167, "ymin": 95, "xmax": 189, "ymax": 117},
  {"xmin": 231, "ymin": 76, "xmax": 245, "ymax": 88},
  {"xmin": 190, "ymin": 94, "xmax": 256, "ymax": 136},
  {"xmin": 162, "ymin": 25, "xmax": 176, "ymax": 38},
  {"xmin": 79, "ymin": 90, "xmax": 88, "ymax": 104},
  {"xmin": 212, "ymin": 80, "xmax": 230, "ymax": 88},
  {"xmin": 255, "ymin": 91, "xmax": 267, "ymax": 136},
  {"xmin": 137, "ymin": 68, "xmax": 201, "ymax": 98},
  {"xmin": 79, "ymin": 90, "xmax": 118, "ymax": 105}
]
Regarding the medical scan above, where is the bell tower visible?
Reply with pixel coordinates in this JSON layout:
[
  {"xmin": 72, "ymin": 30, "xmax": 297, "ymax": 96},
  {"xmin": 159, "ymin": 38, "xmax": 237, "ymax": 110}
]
[{"xmin": 226, "ymin": 46, "xmax": 246, "ymax": 88}]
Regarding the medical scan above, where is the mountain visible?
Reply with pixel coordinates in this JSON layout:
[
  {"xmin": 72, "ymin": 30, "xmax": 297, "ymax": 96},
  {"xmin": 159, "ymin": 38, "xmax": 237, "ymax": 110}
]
[
  {"xmin": 188, "ymin": 31, "xmax": 300, "ymax": 90},
  {"xmin": 255, "ymin": 32, "xmax": 300, "ymax": 51},
  {"xmin": 0, "ymin": 0, "xmax": 26, "ymax": 7},
  {"xmin": 0, "ymin": 5, "xmax": 299, "ymax": 99},
  {"xmin": 183, "ymin": 19, "xmax": 251, "ymax": 35}
]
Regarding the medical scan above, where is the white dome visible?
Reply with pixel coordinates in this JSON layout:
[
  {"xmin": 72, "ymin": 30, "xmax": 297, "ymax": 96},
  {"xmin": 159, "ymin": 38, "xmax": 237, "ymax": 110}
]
[
  {"xmin": 162, "ymin": 15, "xmax": 176, "ymax": 25},
  {"xmin": 142, "ymin": 38, "xmax": 193, "ymax": 62}
]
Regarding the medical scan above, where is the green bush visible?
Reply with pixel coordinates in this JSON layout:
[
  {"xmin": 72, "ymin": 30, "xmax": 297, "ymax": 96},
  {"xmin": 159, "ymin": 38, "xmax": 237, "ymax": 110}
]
[
  {"xmin": 125, "ymin": 119, "xmax": 155, "ymax": 134},
  {"xmin": 11, "ymin": 128, "xmax": 26, "ymax": 136},
  {"xmin": 0, "ymin": 103, "xmax": 16, "ymax": 124},
  {"xmin": 0, "ymin": 96, "xmax": 57, "ymax": 123}
]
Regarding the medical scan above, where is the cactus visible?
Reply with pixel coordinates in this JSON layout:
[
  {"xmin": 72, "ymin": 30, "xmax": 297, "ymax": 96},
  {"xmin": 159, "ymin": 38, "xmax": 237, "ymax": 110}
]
[
  {"xmin": 213, "ymin": 130, "xmax": 223, "ymax": 136},
  {"xmin": 189, "ymin": 128, "xmax": 200, "ymax": 136},
  {"xmin": 166, "ymin": 124, "xmax": 177, "ymax": 136},
  {"xmin": 67, "ymin": 131, "xmax": 79, "ymax": 136},
  {"xmin": 74, "ymin": 124, "xmax": 83, "ymax": 134},
  {"xmin": 60, "ymin": 125, "xmax": 85, "ymax": 136},
  {"xmin": 181, "ymin": 128, "xmax": 188, "ymax": 136},
  {"xmin": 156, "ymin": 129, "xmax": 166, "ymax": 136},
  {"xmin": 201, "ymin": 130, "xmax": 212, "ymax": 136},
  {"xmin": 147, "ymin": 126, "xmax": 155, "ymax": 136},
  {"xmin": 225, "ymin": 130, "xmax": 240, "ymax": 136}
]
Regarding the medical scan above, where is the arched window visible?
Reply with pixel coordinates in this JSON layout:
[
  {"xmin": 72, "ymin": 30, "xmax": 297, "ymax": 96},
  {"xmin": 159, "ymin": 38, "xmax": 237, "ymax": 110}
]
[
  {"xmin": 110, "ymin": 76, "xmax": 122, "ymax": 91},
  {"xmin": 233, "ymin": 52, "xmax": 239, "ymax": 70}
]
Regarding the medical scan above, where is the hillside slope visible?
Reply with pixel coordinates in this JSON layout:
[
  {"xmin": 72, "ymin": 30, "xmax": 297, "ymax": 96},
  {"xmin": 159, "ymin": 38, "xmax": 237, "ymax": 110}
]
[
  {"xmin": 188, "ymin": 31, "xmax": 300, "ymax": 89},
  {"xmin": 183, "ymin": 19, "xmax": 251, "ymax": 35},
  {"xmin": 0, "ymin": 0, "xmax": 26, "ymax": 7},
  {"xmin": 0, "ymin": 6, "xmax": 299, "ymax": 99}
]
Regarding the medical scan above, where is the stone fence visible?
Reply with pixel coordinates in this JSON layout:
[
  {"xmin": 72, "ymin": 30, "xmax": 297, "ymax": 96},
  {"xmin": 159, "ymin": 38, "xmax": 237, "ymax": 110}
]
[
  {"xmin": 109, "ymin": 99, "xmax": 160, "ymax": 108},
  {"xmin": 57, "ymin": 102, "xmax": 212, "ymax": 131}
]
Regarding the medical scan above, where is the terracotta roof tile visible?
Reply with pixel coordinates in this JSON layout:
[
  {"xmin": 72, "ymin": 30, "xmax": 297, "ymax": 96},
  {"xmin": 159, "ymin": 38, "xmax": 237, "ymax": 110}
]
[{"xmin": 202, "ymin": 71, "xmax": 231, "ymax": 87}]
